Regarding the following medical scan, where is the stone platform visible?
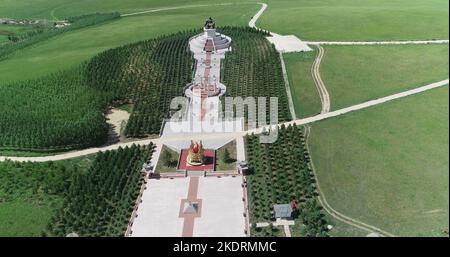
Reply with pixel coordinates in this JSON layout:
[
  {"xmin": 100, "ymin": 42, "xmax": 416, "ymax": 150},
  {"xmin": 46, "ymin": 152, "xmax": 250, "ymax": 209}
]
[{"xmin": 177, "ymin": 149, "xmax": 215, "ymax": 171}]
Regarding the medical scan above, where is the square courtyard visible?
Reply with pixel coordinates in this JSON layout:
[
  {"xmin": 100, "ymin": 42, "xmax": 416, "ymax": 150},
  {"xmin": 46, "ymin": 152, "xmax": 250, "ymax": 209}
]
[{"xmin": 131, "ymin": 176, "xmax": 246, "ymax": 237}]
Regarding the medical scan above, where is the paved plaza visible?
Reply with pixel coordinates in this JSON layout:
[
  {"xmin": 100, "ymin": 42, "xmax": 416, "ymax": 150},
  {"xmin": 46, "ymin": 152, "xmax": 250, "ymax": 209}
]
[{"xmin": 130, "ymin": 176, "xmax": 246, "ymax": 237}]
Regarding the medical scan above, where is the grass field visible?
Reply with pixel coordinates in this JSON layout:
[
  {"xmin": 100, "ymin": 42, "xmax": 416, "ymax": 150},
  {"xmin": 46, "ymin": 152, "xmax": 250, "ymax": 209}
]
[
  {"xmin": 285, "ymin": 44, "xmax": 449, "ymax": 117},
  {"xmin": 0, "ymin": 3, "xmax": 259, "ymax": 83},
  {"xmin": 321, "ymin": 44, "xmax": 449, "ymax": 110},
  {"xmin": 155, "ymin": 146, "xmax": 180, "ymax": 173},
  {"xmin": 308, "ymin": 85, "xmax": 449, "ymax": 236},
  {"xmin": 215, "ymin": 140, "xmax": 237, "ymax": 171},
  {"xmin": 0, "ymin": 24, "xmax": 39, "ymax": 44},
  {"xmin": 284, "ymin": 49, "xmax": 321, "ymax": 118},
  {"xmin": 0, "ymin": 35, "xmax": 8, "ymax": 44},
  {"xmin": 0, "ymin": 24, "xmax": 37, "ymax": 36},
  {"xmin": 0, "ymin": 0, "xmax": 245, "ymax": 19},
  {"xmin": 258, "ymin": 0, "xmax": 449, "ymax": 41},
  {"xmin": 7, "ymin": 0, "xmax": 448, "ymax": 44}
]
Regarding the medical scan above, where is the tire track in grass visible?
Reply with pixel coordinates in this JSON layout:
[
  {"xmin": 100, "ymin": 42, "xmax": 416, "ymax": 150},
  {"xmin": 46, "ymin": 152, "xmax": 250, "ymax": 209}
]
[{"xmin": 311, "ymin": 45, "xmax": 330, "ymax": 113}]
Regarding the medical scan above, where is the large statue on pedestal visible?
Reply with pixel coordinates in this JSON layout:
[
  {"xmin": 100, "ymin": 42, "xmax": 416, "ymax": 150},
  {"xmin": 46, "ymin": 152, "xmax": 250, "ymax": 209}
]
[{"xmin": 187, "ymin": 140, "xmax": 204, "ymax": 166}]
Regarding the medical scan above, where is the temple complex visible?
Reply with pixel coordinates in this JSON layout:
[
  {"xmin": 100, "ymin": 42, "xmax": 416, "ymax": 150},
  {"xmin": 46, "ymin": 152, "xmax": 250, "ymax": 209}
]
[
  {"xmin": 185, "ymin": 17, "xmax": 231, "ymax": 101},
  {"xmin": 161, "ymin": 17, "xmax": 243, "ymax": 151},
  {"xmin": 131, "ymin": 18, "xmax": 247, "ymax": 238}
]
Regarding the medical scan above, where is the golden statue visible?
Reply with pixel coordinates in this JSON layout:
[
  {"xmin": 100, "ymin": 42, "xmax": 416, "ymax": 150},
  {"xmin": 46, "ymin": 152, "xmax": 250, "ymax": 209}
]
[{"xmin": 187, "ymin": 140, "xmax": 204, "ymax": 166}]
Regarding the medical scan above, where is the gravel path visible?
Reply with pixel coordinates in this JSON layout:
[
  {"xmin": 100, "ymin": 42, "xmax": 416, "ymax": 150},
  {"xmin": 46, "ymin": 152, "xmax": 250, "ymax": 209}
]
[{"xmin": 248, "ymin": 3, "xmax": 268, "ymax": 30}]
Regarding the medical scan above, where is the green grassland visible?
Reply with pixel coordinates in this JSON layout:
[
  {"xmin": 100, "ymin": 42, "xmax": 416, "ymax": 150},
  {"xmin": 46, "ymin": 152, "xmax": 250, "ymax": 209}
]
[
  {"xmin": 308, "ymin": 86, "xmax": 449, "ymax": 236},
  {"xmin": 0, "ymin": 0, "xmax": 247, "ymax": 19},
  {"xmin": 0, "ymin": 3, "xmax": 259, "ymax": 83},
  {"xmin": 283, "ymin": 49, "xmax": 321, "ymax": 118},
  {"xmin": 284, "ymin": 44, "xmax": 449, "ymax": 117},
  {"xmin": 3, "ymin": 0, "xmax": 448, "ymax": 41},
  {"xmin": 0, "ymin": 24, "xmax": 39, "ymax": 44},
  {"xmin": 321, "ymin": 44, "xmax": 449, "ymax": 110},
  {"xmin": 215, "ymin": 140, "xmax": 237, "ymax": 171},
  {"xmin": 258, "ymin": 0, "xmax": 449, "ymax": 41},
  {"xmin": 0, "ymin": 35, "xmax": 8, "ymax": 44},
  {"xmin": 155, "ymin": 145, "xmax": 180, "ymax": 173},
  {"xmin": 0, "ymin": 24, "xmax": 37, "ymax": 36}
]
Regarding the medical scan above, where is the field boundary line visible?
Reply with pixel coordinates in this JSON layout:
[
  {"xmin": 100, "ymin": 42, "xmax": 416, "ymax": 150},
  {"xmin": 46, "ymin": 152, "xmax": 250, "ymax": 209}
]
[{"xmin": 304, "ymin": 126, "xmax": 396, "ymax": 237}]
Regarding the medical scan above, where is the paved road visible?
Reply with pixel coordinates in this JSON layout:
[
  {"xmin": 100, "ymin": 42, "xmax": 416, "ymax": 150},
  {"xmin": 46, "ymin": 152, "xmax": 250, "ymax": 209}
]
[
  {"xmin": 2, "ymin": 79, "xmax": 447, "ymax": 162},
  {"xmin": 306, "ymin": 40, "xmax": 449, "ymax": 45}
]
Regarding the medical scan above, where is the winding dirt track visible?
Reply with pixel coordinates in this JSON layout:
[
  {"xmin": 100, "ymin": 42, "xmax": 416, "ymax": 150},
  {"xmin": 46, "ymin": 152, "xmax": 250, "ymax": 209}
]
[
  {"xmin": 120, "ymin": 3, "xmax": 233, "ymax": 17},
  {"xmin": 311, "ymin": 45, "xmax": 330, "ymax": 113}
]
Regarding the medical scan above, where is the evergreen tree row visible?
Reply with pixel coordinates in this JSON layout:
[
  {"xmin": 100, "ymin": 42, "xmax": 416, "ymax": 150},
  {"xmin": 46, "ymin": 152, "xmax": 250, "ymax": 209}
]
[
  {"xmin": 0, "ymin": 27, "xmax": 291, "ymax": 151},
  {"xmin": 220, "ymin": 27, "xmax": 292, "ymax": 123},
  {"xmin": 245, "ymin": 125, "xmax": 328, "ymax": 237},
  {"xmin": 46, "ymin": 144, "xmax": 154, "ymax": 237},
  {"xmin": 0, "ymin": 67, "xmax": 109, "ymax": 151}
]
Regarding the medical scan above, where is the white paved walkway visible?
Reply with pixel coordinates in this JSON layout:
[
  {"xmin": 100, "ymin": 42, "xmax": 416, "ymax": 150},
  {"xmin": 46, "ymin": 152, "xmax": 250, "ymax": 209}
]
[
  {"xmin": 130, "ymin": 178, "xmax": 188, "ymax": 237},
  {"xmin": 194, "ymin": 176, "xmax": 246, "ymax": 237},
  {"xmin": 130, "ymin": 176, "xmax": 245, "ymax": 237},
  {"xmin": 236, "ymin": 136, "xmax": 246, "ymax": 162},
  {"xmin": 250, "ymin": 3, "xmax": 312, "ymax": 53},
  {"xmin": 306, "ymin": 40, "xmax": 449, "ymax": 46}
]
